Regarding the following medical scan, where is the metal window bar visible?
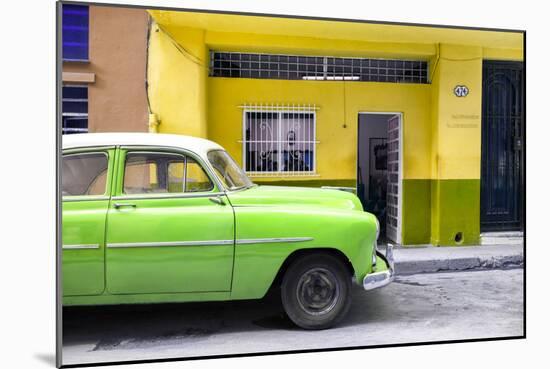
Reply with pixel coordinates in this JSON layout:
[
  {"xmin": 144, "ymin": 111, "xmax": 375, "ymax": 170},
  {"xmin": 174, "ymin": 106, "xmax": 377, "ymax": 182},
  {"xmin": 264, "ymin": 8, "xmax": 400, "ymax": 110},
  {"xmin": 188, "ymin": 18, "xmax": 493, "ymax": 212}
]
[
  {"xmin": 212, "ymin": 51, "xmax": 428, "ymax": 84},
  {"xmin": 240, "ymin": 103, "xmax": 319, "ymax": 177},
  {"xmin": 62, "ymin": 85, "xmax": 88, "ymax": 134}
]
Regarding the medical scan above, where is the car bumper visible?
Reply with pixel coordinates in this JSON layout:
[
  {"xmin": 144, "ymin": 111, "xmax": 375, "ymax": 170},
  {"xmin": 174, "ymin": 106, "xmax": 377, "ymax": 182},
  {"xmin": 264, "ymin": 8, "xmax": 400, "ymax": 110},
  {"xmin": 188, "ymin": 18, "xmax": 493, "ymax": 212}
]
[{"xmin": 362, "ymin": 244, "xmax": 395, "ymax": 291}]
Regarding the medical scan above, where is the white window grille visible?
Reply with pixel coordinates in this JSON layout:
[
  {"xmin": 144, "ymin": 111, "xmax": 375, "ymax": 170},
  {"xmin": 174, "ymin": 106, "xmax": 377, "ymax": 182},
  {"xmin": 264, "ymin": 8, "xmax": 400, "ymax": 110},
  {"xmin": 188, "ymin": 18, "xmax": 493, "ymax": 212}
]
[
  {"xmin": 240, "ymin": 104, "xmax": 319, "ymax": 177},
  {"xmin": 211, "ymin": 51, "xmax": 428, "ymax": 84}
]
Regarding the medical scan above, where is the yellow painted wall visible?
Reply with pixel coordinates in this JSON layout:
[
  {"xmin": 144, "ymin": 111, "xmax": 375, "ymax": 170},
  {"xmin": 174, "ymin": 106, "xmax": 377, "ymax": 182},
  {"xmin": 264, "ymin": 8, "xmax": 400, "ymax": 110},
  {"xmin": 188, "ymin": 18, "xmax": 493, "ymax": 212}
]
[
  {"xmin": 148, "ymin": 10, "xmax": 523, "ymax": 52},
  {"xmin": 147, "ymin": 22, "xmax": 209, "ymax": 138},
  {"xmin": 146, "ymin": 10, "xmax": 524, "ymax": 245},
  {"xmin": 146, "ymin": 12, "xmax": 522, "ymax": 182},
  {"xmin": 432, "ymin": 44, "xmax": 483, "ymax": 180},
  {"xmin": 207, "ymin": 78, "xmax": 431, "ymax": 182},
  {"xmin": 429, "ymin": 44, "xmax": 484, "ymax": 244},
  {"xmin": 205, "ymin": 30, "xmax": 435, "ymax": 60}
]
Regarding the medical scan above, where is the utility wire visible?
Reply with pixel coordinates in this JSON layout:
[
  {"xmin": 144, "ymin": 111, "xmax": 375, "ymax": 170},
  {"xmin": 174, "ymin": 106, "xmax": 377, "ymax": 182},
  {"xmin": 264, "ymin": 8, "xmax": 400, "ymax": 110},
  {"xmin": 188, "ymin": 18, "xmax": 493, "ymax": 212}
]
[
  {"xmin": 440, "ymin": 56, "xmax": 483, "ymax": 61},
  {"xmin": 430, "ymin": 43, "xmax": 483, "ymax": 82},
  {"xmin": 144, "ymin": 16, "xmax": 153, "ymax": 114},
  {"xmin": 429, "ymin": 43, "xmax": 440, "ymax": 83},
  {"xmin": 155, "ymin": 24, "xmax": 207, "ymax": 69}
]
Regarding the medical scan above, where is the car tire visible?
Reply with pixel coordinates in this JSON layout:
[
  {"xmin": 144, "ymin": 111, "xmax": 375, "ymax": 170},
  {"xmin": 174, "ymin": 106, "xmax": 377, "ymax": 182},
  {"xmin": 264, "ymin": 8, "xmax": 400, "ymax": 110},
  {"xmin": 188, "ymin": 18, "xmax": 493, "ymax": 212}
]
[{"xmin": 281, "ymin": 253, "xmax": 352, "ymax": 330}]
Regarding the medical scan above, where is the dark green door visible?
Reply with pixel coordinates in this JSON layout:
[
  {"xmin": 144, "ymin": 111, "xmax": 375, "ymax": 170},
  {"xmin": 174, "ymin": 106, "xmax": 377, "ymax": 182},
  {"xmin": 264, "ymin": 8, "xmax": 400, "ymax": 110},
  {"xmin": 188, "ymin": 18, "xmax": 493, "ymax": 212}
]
[{"xmin": 481, "ymin": 60, "xmax": 524, "ymax": 231}]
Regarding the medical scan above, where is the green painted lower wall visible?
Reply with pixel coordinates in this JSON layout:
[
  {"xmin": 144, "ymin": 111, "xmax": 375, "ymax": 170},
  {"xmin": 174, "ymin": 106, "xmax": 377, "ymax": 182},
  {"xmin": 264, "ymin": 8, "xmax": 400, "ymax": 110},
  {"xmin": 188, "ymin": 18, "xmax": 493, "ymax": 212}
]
[
  {"xmin": 402, "ymin": 179, "xmax": 480, "ymax": 246},
  {"xmin": 386, "ymin": 179, "xmax": 480, "ymax": 246},
  {"xmin": 432, "ymin": 179, "xmax": 481, "ymax": 246},
  {"xmin": 430, "ymin": 178, "xmax": 440, "ymax": 245},
  {"xmin": 402, "ymin": 179, "xmax": 432, "ymax": 245}
]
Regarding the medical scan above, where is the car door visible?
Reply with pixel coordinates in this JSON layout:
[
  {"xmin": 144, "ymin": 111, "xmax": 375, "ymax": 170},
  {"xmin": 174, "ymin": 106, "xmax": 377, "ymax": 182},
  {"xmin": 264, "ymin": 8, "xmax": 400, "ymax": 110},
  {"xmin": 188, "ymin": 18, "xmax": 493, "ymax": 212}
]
[
  {"xmin": 105, "ymin": 147, "xmax": 235, "ymax": 294},
  {"xmin": 62, "ymin": 148, "xmax": 114, "ymax": 296}
]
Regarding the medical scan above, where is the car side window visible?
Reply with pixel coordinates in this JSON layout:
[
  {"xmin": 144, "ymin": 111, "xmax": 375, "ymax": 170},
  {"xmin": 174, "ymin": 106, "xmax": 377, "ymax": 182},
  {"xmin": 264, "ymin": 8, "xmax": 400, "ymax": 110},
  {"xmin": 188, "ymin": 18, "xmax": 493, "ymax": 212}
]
[
  {"xmin": 123, "ymin": 152, "xmax": 214, "ymax": 195},
  {"xmin": 186, "ymin": 158, "xmax": 214, "ymax": 192},
  {"xmin": 62, "ymin": 153, "xmax": 109, "ymax": 197}
]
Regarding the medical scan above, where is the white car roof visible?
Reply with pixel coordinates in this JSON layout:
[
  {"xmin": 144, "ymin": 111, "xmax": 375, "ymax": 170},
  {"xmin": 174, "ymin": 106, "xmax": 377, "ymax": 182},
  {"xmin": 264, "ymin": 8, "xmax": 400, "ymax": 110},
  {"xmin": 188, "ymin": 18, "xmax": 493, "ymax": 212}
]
[{"xmin": 62, "ymin": 133, "xmax": 224, "ymax": 157}]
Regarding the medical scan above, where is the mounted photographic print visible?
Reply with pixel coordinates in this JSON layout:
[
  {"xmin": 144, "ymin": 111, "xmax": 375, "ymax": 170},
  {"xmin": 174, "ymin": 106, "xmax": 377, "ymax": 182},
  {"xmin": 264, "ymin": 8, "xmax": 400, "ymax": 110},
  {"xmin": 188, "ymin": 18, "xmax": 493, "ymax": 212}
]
[{"xmin": 57, "ymin": 1, "xmax": 525, "ymax": 367}]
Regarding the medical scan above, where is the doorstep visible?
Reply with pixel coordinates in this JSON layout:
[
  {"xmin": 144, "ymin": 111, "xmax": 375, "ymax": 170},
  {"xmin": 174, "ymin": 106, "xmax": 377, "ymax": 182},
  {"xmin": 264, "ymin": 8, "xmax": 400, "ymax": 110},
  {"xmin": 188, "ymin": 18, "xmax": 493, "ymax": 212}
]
[{"xmin": 480, "ymin": 231, "xmax": 524, "ymax": 246}]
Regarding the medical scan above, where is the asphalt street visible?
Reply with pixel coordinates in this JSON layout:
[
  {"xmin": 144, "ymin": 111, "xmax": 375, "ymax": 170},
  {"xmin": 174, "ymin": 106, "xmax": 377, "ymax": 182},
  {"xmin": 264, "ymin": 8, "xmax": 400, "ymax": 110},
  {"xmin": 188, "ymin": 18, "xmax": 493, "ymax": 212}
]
[{"xmin": 62, "ymin": 269, "xmax": 524, "ymax": 366}]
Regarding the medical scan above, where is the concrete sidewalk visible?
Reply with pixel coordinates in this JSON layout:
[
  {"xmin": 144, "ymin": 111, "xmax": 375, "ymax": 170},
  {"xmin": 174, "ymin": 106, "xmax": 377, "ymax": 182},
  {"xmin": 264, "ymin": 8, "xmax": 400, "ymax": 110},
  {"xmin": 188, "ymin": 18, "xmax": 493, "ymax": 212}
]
[{"xmin": 383, "ymin": 242, "xmax": 524, "ymax": 275}]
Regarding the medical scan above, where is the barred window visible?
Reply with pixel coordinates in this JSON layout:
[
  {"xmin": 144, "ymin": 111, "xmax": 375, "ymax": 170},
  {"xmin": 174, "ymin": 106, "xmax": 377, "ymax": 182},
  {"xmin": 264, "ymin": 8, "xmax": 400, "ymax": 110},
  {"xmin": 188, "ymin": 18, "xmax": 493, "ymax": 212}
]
[
  {"xmin": 62, "ymin": 85, "xmax": 88, "ymax": 134},
  {"xmin": 242, "ymin": 104, "xmax": 317, "ymax": 176},
  {"xmin": 211, "ymin": 52, "xmax": 428, "ymax": 84}
]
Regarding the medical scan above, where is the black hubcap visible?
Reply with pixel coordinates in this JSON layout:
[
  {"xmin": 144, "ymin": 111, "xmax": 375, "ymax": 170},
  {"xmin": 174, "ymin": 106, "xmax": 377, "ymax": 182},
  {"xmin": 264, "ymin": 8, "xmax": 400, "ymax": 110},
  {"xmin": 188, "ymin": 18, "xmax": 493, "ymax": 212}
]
[{"xmin": 296, "ymin": 267, "xmax": 340, "ymax": 316}]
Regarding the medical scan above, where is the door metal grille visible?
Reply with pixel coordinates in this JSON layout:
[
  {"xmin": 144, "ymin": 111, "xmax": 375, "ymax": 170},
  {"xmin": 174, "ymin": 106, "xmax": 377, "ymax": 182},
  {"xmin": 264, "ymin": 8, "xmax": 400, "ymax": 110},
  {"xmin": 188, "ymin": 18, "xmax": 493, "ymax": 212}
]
[
  {"xmin": 386, "ymin": 115, "xmax": 401, "ymax": 243},
  {"xmin": 481, "ymin": 60, "xmax": 524, "ymax": 231}
]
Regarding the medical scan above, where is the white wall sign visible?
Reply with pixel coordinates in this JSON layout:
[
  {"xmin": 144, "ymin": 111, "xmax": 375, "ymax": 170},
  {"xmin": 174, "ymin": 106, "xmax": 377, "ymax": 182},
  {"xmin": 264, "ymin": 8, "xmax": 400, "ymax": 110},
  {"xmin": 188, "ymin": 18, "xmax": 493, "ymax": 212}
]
[{"xmin": 454, "ymin": 85, "xmax": 469, "ymax": 97}]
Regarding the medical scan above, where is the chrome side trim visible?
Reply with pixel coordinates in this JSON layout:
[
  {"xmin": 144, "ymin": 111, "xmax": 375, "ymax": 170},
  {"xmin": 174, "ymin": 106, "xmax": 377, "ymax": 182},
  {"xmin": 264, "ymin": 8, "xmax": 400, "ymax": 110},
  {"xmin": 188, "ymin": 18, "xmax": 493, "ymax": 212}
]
[
  {"xmin": 62, "ymin": 244, "xmax": 100, "ymax": 250},
  {"xmin": 110, "ymin": 192, "xmax": 222, "ymax": 201},
  {"xmin": 107, "ymin": 240, "xmax": 234, "ymax": 248},
  {"xmin": 236, "ymin": 237, "xmax": 313, "ymax": 245},
  {"xmin": 106, "ymin": 237, "xmax": 313, "ymax": 249}
]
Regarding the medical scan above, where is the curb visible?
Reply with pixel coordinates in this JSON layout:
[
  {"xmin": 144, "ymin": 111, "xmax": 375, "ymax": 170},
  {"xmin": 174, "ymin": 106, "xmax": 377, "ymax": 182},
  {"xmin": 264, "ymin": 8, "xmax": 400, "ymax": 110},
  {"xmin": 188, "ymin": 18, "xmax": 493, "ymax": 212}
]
[{"xmin": 389, "ymin": 243, "xmax": 524, "ymax": 276}]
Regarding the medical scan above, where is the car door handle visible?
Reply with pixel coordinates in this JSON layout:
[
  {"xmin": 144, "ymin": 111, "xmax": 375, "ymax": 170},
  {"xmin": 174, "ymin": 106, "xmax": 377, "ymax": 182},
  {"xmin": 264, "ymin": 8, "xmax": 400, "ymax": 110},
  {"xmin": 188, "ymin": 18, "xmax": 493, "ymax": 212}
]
[
  {"xmin": 113, "ymin": 202, "xmax": 137, "ymax": 209},
  {"xmin": 208, "ymin": 196, "xmax": 226, "ymax": 206}
]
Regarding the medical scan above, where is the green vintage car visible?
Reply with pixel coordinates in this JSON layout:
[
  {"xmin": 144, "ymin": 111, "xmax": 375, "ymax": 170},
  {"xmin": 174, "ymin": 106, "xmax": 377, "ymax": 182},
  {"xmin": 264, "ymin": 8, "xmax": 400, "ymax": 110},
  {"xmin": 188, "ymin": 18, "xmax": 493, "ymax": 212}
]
[{"xmin": 62, "ymin": 133, "xmax": 393, "ymax": 329}]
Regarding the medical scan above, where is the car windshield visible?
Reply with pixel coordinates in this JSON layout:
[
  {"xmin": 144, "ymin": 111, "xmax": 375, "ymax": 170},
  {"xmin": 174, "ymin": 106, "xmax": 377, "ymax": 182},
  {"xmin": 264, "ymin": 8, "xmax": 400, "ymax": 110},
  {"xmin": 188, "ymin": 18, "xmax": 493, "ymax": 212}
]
[{"xmin": 207, "ymin": 150, "xmax": 254, "ymax": 191}]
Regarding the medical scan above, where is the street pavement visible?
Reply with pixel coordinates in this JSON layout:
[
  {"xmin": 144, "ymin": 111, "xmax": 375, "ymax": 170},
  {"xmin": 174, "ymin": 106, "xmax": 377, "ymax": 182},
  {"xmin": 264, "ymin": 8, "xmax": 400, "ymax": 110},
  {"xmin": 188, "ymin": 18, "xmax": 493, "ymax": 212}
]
[{"xmin": 62, "ymin": 268, "xmax": 524, "ymax": 366}]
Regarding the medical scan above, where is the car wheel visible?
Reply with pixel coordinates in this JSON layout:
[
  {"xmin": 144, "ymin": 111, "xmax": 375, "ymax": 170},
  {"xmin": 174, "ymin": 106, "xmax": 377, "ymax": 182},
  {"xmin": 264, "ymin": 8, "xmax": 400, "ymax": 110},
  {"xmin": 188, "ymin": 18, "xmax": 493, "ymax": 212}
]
[{"xmin": 281, "ymin": 253, "xmax": 352, "ymax": 330}]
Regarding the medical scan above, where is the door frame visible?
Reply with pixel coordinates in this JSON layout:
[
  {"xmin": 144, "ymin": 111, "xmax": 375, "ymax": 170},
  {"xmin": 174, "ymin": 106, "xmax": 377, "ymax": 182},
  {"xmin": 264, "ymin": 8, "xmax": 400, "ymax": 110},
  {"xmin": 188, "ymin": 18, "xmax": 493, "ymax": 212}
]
[{"xmin": 357, "ymin": 111, "xmax": 403, "ymax": 245}]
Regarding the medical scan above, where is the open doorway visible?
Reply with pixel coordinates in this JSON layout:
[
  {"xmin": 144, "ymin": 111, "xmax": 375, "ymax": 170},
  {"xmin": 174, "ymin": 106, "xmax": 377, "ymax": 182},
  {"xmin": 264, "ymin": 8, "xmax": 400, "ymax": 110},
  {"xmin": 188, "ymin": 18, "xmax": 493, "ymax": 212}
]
[{"xmin": 357, "ymin": 112, "xmax": 402, "ymax": 244}]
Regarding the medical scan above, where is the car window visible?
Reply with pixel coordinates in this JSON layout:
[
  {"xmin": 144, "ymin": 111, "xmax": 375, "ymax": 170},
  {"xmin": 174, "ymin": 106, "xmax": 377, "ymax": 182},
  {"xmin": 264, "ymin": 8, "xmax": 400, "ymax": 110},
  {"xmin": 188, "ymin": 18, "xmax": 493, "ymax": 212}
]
[
  {"xmin": 62, "ymin": 153, "xmax": 108, "ymax": 197},
  {"xmin": 207, "ymin": 150, "xmax": 253, "ymax": 190},
  {"xmin": 167, "ymin": 160, "xmax": 185, "ymax": 192},
  {"xmin": 123, "ymin": 152, "xmax": 214, "ymax": 195},
  {"xmin": 186, "ymin": 158, "xmax": 214, "ymax": 192}
]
